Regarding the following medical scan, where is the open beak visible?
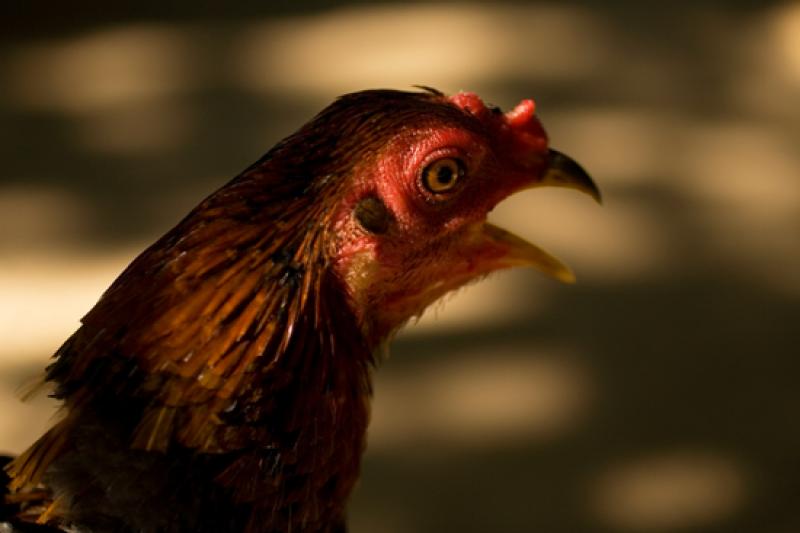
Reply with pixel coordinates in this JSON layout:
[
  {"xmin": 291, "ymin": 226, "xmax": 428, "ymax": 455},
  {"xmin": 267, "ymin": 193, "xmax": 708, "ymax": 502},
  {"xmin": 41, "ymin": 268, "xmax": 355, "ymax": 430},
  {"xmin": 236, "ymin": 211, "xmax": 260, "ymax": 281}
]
[{"xmin": 479, "ymin": 149, "xmax": 600, "ymax": 284}]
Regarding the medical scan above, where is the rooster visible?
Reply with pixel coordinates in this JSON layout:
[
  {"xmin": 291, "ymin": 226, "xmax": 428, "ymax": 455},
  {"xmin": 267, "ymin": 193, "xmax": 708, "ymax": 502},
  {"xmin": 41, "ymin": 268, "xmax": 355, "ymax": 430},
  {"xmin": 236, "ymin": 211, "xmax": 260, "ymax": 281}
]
[{"xmin": 2, "ymin": 88, "xmax": 599, "ymax": 533}]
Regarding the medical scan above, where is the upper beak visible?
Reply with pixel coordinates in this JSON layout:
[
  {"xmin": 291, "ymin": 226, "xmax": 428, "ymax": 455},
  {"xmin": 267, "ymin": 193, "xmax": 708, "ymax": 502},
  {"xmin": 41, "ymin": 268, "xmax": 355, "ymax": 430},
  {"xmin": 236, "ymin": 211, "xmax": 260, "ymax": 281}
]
[
  {"xmin": 479, "ymin": 148, "xmax": 600, "ymax": 284},
  {"xmin": 538, "ymin": 149, "xmax": 602, "ymax": 204}
]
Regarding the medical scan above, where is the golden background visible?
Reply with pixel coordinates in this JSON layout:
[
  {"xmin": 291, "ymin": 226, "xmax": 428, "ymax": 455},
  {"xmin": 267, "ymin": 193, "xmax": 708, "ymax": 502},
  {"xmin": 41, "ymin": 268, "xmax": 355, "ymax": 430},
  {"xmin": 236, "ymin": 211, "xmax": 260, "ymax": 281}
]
[{"xmin": 1, "ymin": 2, "xmax": 799, "ymax": 531}]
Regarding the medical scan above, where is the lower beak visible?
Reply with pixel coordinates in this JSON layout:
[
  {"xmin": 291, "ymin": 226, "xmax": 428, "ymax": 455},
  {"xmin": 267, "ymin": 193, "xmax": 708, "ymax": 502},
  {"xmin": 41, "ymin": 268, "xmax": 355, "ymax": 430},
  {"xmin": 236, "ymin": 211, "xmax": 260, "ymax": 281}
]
[
  {"xmin": 480, "ymin": 148, "xmax": 600, "ymax": 284},
  {"xmin": 479, "ymin": 222, "xmax": 576, "ymax": 284}
]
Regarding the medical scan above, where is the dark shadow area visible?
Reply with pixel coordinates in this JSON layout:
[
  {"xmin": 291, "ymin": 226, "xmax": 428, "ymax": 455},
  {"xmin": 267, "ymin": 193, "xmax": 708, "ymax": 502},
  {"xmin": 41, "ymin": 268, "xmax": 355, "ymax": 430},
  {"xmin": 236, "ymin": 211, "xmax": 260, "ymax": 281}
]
[{"xmin": 1, "ymin": 1, "xmax": 785, "ymax": 42}]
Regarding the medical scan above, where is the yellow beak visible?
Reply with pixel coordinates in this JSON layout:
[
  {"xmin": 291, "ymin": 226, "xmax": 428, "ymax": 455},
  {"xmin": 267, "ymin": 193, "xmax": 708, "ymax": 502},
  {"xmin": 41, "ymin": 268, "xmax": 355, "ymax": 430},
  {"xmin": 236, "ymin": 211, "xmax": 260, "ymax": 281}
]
[{"xmin": 480, "ymin": 222, "xmax": 577, "ymax": 284}]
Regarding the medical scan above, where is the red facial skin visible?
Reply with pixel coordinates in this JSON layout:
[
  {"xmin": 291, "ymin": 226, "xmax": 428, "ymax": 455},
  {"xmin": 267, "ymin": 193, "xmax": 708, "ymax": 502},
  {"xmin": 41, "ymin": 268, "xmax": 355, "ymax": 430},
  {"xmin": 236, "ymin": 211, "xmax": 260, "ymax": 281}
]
[{"xmin": 332, "ymin": 92, "xmax": 551, "ymax": 343}]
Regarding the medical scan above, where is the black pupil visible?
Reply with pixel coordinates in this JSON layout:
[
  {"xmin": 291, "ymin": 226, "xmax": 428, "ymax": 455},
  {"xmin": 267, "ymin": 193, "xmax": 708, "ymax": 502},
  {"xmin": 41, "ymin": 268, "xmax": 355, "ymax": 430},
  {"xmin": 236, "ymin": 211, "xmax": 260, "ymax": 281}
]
[{"xmin": 436, "ymin": 165, "xmax": 454, "ymax": 185}]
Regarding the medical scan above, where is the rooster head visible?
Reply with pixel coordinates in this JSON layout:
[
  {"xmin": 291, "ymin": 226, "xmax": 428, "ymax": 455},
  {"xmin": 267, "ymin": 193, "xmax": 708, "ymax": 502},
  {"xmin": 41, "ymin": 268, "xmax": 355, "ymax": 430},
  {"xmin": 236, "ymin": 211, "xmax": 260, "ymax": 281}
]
[{"xmin": 307, "ymin": 88, "xmax": 603, "ymax": 343}]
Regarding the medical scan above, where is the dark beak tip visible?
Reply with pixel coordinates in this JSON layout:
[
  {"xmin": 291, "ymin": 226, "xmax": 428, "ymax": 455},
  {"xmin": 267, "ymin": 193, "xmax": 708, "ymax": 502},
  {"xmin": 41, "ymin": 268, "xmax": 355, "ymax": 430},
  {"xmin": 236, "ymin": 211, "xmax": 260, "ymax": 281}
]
[
  {"xmin": 589, "ymin": 184, "xmax": 603, "ymax": 205},
  {"xmin": 547, "ymin": 148, "xmax": 602, "ymax": 205}
]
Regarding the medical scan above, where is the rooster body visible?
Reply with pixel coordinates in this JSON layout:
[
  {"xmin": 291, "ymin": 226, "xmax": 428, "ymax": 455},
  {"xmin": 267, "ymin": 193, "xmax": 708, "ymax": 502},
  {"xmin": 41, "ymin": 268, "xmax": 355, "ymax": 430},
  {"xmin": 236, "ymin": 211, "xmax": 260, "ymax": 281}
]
[{"xmin": 3, "ymin": 89, "xmax": 598, "ymax": 532}]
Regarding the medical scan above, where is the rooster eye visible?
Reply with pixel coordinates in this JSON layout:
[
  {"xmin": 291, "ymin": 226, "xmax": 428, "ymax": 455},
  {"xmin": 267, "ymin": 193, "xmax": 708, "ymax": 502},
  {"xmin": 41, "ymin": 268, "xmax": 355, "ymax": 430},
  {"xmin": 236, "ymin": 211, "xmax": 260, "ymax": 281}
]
[{"xmin": 421, "ymin": 157, "xmax": 465, "ymax": 194}]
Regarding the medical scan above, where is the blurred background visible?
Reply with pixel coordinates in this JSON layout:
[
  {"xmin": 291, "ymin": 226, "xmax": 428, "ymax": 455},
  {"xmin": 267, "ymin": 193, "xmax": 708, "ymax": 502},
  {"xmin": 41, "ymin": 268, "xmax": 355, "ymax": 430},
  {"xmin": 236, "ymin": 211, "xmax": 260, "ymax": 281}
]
[{"xmin": 1, "ymin": 1, "xmax": 799, "ymax": 531}]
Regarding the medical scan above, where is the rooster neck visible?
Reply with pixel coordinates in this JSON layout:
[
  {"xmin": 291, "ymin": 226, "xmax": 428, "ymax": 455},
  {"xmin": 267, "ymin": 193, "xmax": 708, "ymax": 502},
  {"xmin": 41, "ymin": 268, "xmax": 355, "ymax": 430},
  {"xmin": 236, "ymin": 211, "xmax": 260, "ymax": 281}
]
[
  {"xmin": 208, "ymin": 268, "xmax": 375, "ymax": 532},
  {"xmin": 10, "ymin": 191, "xmax": 376, "ymax": 531},
  {"xmin": 46, "ymin": 343, "xmax": 371, "ymax": 533},
  {"xmin": 36, "ymin": 268, "xmax": 373, "ymax": 533}
]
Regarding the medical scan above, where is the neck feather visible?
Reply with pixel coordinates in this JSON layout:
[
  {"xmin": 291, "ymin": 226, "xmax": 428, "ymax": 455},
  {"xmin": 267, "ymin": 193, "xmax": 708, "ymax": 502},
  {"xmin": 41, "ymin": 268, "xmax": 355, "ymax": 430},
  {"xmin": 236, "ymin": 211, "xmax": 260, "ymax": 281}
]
[{"xmin": 9, "ymin": 172, "xmax": 376, "ymax": 532}]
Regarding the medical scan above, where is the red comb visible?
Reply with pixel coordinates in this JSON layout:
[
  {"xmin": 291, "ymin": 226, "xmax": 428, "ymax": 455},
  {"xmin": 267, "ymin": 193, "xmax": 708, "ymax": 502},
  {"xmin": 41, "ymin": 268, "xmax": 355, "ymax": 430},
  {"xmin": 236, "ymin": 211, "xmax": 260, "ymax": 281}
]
[
  {"xmin": 448, "ymin": 92, "xmax": 548, "ymax": 154},
  {"xmin": 449, "ymin": 92, "xmax": 490, "ymax": 117}
]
